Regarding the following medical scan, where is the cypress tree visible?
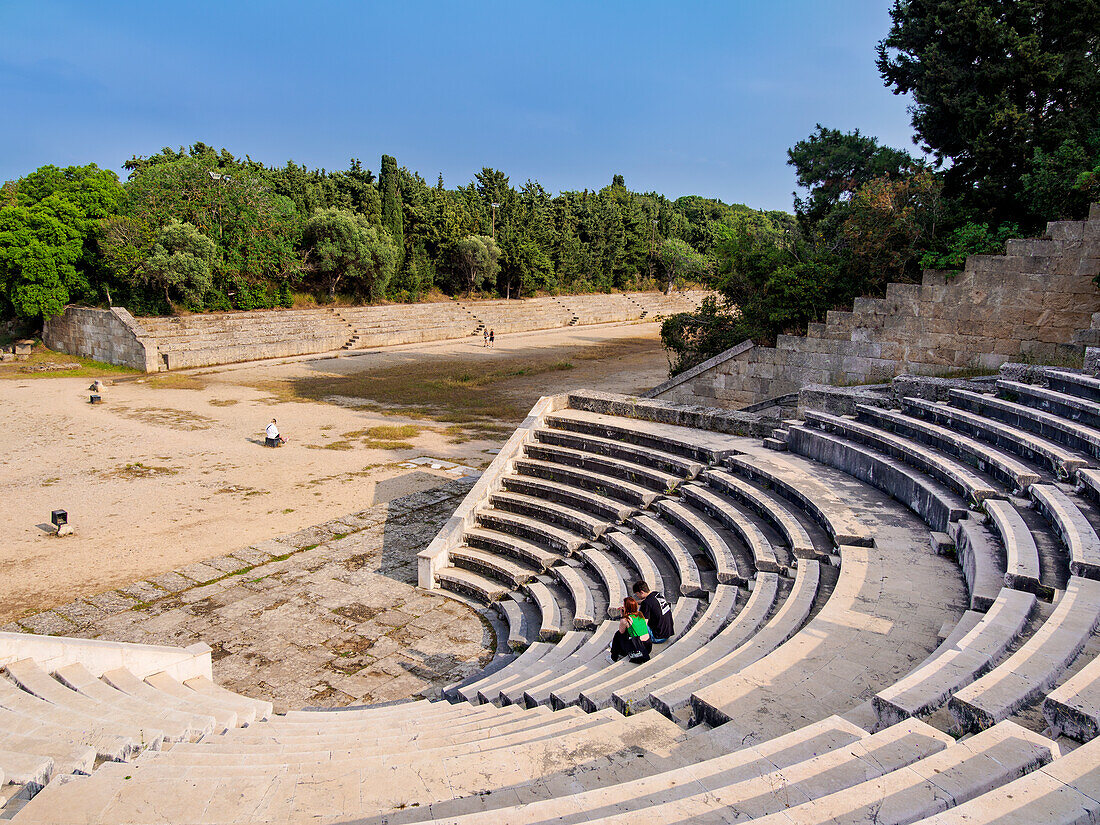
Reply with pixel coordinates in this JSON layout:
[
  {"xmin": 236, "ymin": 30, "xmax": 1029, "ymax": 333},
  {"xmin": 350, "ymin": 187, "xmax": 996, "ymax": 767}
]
[{"xmin": 380, "ymin": 154, "xmax": 405, "ymax": 270}]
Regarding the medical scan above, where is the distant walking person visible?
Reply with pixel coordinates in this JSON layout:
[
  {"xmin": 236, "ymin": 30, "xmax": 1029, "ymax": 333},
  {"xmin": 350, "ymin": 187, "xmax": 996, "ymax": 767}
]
[
  {"xmin": 633, "ymin": 581, "xmax": 674, "ymax": 643},
  {"xmin": 607, "ymin": 597, "xmax": 652, "ymax": 663},
  {"xmin": 483, "ymin": 329, "xmax": 489, "ymax": 347},
  {"xmin": 265, "ymin": 418, "xmax": 286, "ymax": 447},
  {"xmin": 489, "ymin": 329, "xmax": 495, "ymax": 347}
]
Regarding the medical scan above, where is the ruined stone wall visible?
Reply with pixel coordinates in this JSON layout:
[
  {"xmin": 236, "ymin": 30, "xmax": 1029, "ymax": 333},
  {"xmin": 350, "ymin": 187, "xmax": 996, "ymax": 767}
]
[
  {"xmin": 43, "ymin": 307, "xmax": 160, "ymax": 372},
  {"xmin": 649, "ymin": 205, "xmax": 1100, "ymax": 409}
]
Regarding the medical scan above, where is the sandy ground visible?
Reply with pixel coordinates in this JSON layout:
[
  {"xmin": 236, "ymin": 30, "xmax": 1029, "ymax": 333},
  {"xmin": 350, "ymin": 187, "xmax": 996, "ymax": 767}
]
[{"xmin": 0, "ymin": 321, "xmax": 670, "ymax": 622}]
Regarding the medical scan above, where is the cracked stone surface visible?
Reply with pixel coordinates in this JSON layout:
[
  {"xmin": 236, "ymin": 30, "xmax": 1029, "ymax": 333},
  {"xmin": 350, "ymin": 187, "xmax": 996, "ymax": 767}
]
[{"xmin": 8, "ymin": 477, "xmax": 493, "ymax": 713}]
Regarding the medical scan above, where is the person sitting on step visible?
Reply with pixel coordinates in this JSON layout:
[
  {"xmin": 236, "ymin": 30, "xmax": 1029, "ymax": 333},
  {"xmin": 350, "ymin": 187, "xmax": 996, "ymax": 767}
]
[
  {"xmin": 265, "ymin": 418, "xmax": 286, "ymax": 447},
  {"xmin": 607, "ymin": 597, "xmax": 652, "ymax": 664},
  {"xmin": 633, "ymin": 580, "xmax": 674, "ymax": 643}
]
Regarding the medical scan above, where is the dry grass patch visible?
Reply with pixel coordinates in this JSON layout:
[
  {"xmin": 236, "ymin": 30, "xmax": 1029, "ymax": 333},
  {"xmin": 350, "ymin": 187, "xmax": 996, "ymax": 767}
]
[
  {"xmin": 146, "ymin": 373, "xmax": 208, "ymax": 391},
  {"xmin": 0, "ymin": 345, "xmax": 139, "ymax": 380},
  {"xmin": 112, "ymin": 405, "xmax": 218, "ymax": 430},
  {"xmin": 208, "ymin": 398, "xmax": 239, "ymax": 407},
  {"xmin": 100, "ymin": 462, "xmax": 180, "ymax": 480}
]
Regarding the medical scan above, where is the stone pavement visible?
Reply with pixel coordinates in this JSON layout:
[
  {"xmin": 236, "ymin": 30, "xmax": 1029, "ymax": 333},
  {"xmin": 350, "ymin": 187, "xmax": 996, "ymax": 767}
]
[{"xmin": 2, "ymin": 477, "xmax": 494, "ymax": 713}]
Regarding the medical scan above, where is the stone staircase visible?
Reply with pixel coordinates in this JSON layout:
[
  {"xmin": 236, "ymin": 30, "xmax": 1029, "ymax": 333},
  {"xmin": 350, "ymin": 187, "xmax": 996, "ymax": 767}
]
[{"xmin": 651, "ymin": 204, "xmax": 1100, "ymax": 409}]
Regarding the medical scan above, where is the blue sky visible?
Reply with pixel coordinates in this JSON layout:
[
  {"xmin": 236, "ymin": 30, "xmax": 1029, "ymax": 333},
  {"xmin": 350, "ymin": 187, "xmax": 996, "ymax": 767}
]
[{"xmin": 0, "ymin": 1, "xmax": 916, "ymax": 212}]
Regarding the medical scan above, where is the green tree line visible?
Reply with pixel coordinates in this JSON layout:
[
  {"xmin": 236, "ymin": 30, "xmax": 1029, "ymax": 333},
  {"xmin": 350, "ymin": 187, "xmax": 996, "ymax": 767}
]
[
  {"xmin": 0, "ymin": 141, "xmax": 788, "ymax": 323},
  {"xmin": 662, "ymin": 0, "xmax": 1100, "ymax": 375}
]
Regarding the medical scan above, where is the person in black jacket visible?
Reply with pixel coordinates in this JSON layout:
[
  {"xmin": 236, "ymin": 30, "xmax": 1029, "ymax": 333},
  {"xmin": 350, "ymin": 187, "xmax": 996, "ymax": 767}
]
[{"xmin": 632, "ymin": 581, "xmax": 674, "ymax": 643}]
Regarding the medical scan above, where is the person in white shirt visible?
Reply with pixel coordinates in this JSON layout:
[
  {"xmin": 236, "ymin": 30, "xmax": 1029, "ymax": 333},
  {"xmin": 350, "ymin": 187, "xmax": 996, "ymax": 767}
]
[{"xmin": 265, "ymin": 418, "xmax": 285, "ymax": 447}]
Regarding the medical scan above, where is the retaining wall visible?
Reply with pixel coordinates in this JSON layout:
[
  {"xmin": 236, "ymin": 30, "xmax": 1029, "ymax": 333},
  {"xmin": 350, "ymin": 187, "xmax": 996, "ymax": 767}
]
[
  {"xmin": 43, "ymin": 307, "xmax": 160, "ymax": 372},
  {"xmin": 649, "ymin": 205, "xmax": 1100, "ymax": 409},
  {"xmin": 46, "ymin": 290, "xmax": 710, "ymax": 372}
]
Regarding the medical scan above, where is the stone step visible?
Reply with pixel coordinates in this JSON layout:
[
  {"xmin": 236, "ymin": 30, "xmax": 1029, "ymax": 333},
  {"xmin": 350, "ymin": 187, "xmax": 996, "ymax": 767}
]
[
  {"xmin": 952, "ymin": 515, "xmax": 1010, "ymax": 611},
  {"xmin": 523, "ymin": 581, "xmax": 565, "ymax": 640},
  {"xmin": 452, "ymin": 643, "xmax": 547, "ymax": 703},
  {"xmin": 494, "ymin": 596, "xmax": 534, "ymax": 649},
  {"xmin": 918, "ymin": 732, "xmax": 1100, "ymax": 824},
  {"xmin": 545, "ymin": 409, "xmax": 731, "ymax": 465},
  {"xmin": 547, "ymin": 597, "xmax": 702, "ymax": 711},
  {"xmin": 742, "ymin": 722, "xmax": 1055, "ymax": 825},
  {"xmin": 704, "ymin": 468, "xmax": 818, "ymax": 559},
  {"xmin": 628, "ymin": 514, "xmax": 705, "ymax": 597},
  {"xmin": 462, "ymin": 527, "xmax": 562, "ymax": 571},
  {"xmin": 474, "ymin": 509, "xmax": 585, "ymax": 554},
  {"xmin": 804, "ymin": 410, "xmax": 1002, "ymax": 505},
  {"xmin": 1030, "ymin": 483, "xmax": 1100, "ymax": 580},
  {"xmin": 654, "ymin": 498, "xmax": 751, "ymax": 586},
  {"xmin": 1045, "ymin": 368, "xmax": 1100, "ymax": 403},
  {"xmin": 2, "ymin": 660, "xmax": 168, "ymax": 752},
  {"xmin": 787, "ymin": 424, "xmax": 969, "ymax": 534},
  {"xmin": 0, "ymin": 677, "xmax": 147, "ymax": 762},
  {"xmin": 686, "ymin": 561, "xmax": 821, "ymax": 727},
  {"xmin": 514, "ymin": 457, "xmax": 658, "ymax": 508},
  {"xmin": 144, "ymin": 671, "xmax": 257, "ymax": 727},
  {"xmin": 872, "ymin": 587, "xmax": 1037, "ymax": 726},
  {"xmin": 489, "ymin": 490, "xmax": 611, "ymax": 540},
  {"xmin": 549, "ymin": 564, "xmax": 597, "ymax": 629},
  {"xmin": 950, "ymin": 388, "xmax": 1100, "ymax": 461},
  {"xmin": 471, "ymin": 632, "xmax": 588, "ymax": 706},
  {"xmin": 681, "ymin": 484, "xmax": 781, "ymax": 573},
  {"xmin": 502, "ymin": 469, "xmax": 636, "ymax": 523},
  {"xmin": 435, "ymin": 566, "xmax": 510, "ymax": 603},
  {"xmin": 101, "ymin": 667, "xmax": 237, "ymax": 733},
  {"xmin": 53, "ymin": 662, "xmax": 216, "ymax": 743},
  {"xmin": 950, "ymin": 575, "xmax": 1100, "ymax": 732},
  {"xmin": 450, "ymin": 546, "xmax": 538, "ymax": 589},
  {"xmin": 573, "ymin": 545, "xmax": 627, "ymax": 618},
  {"xmin": 647, "ymin": 571, "xmax": 781, "ymax": 719},
  {"xmin": 983, "ymin": 499, "xmax": 1043, "ymax": 594},
  {"xmin": 904, "ymin": 395, "xmax": 1088, "ymax": 480},
  {"xmin": 724, "ymin": 453, "xmax": 875, "ymax": 547},
  {"xmin": 857, "ymin": 404, "xmax": 1042, "ymax": 493},
  {"xmin": 0, "ymin": 731, "xmax": 94, "ymax": 779},
  {"xmin": 577, "ymin": 584, "xmax": 740, "ymax": 713},
  {"xmin": 527, "ymin": 435, "xmax": 689, "ymax": 490},
  {"xmin": 603, "ymin": 530, "xmax": 666, "ymax": 599},
  {"xmin": 999, "ymin": 379, "xmax": 1100, "ymax": 431},
  {"xmin": 513, "ymin": 621, "xmax": 620, "ymax": 707}
]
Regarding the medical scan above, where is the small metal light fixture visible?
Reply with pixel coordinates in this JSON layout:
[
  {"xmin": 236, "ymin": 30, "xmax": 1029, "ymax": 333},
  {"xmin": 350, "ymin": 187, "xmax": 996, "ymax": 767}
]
[{"xmin": 51, "ymin": 510, "xmax": 67, "ymax": 528}]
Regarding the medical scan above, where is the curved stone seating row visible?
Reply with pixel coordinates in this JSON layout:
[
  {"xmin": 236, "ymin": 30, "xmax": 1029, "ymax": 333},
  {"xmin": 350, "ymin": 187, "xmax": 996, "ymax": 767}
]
[
  {"xmin": 857, "ymin": 403, "xmax": 1042, "ymax": 492},
  {"xmin": 951, "ymin": 387, "xmax": 1100, "ymax": 460},
  {"xmin": 950, "ymin": 575, "xmax": 1100, "ymax": 733},
  {"xmin": 952, "ymin": 515, "xmax": 1010, "ymax": 611},
  {"xmin": 643, "ymin": 570, "xmax": 781, "ymax": 718},
  {"xmin": 532, "ymin": 427, "xmax": 704, "ymax": 483},
  {"xmin": 653, "ymin": 497, "xmax": 752, "ymax": 585},
  {"xmin": 681, "ymin": 483, "xmax": 783, "ymax": 573},
  {"xmin": 511, "ymin": 458, "xmax": 656, "ymax": 509},
  {"xmin": 904, "ymin": 395, "xmax": 1088, "ymax": 479},
  {"xmin": 704, "ymin": 467, "xmax": 818, "ymax": 559},
  {"xmin": 802, "ymin": 409, "xmax": 1001, "ymax": 505},
  {"xmin": 1045, "ymin": 367, "xmax": 1100, "ymax": 402},
  {"xmin": 723, "ymin": 453, "xmax": 875, "ymax": 548},
  {"xmin": 1000, "ymin": 379, "xmax": 1100, "ymax": 429},
  {"xmin": 629, "ymin": 514, "xmax": 705, "ymax": 597},
  {"xmin": 573, "ymin": 584, "xmax": 742, "ymax": 713},
  {"xmin": 872, "ymin": 587, "xmax": 1037, "ymax": 726},
  {"xmin": 787, "ymin": 423, "xmax": 968, "ymax": 533},
  {"xmin": 545, "ymin": 597, "xmax": 702, "ymax": 710},
  {"xmin": 1030, "ymin": 483, "xmax": 1100, "ymax": 580},
  {"xmin": 544, "ymin": 409, "xmax": 733, "ymax": 465},
  {"xmin": 984, "ymin": 498, "xmax": 1043, "ymax": 593}
]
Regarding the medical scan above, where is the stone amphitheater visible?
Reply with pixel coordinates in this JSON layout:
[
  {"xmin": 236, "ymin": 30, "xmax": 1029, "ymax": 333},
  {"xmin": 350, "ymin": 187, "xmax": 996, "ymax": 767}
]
[{"xmin": 3, "ymin": 209, "xmax": 1100, "ymax": 822}]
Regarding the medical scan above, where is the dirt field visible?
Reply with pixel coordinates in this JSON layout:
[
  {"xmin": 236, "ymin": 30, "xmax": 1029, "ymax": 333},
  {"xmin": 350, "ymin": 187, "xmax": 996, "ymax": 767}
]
[{"xmin": 0, "ymin": 322, "xmax": 671, "ymax": 622}]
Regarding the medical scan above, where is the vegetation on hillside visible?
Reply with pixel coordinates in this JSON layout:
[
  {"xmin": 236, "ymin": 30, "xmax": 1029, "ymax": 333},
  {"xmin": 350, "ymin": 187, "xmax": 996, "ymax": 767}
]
[
  {"xmin": 0, "ymin": 144, "xmax": 787, "ymax": 324},
  {"xmin": 661, "ymin": 0, "xmax": 1100, "ymax": 375}
]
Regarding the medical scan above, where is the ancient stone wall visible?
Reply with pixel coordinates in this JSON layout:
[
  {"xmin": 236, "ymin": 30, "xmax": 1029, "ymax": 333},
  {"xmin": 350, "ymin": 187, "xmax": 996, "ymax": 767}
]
[
  {"xmin": 45, "ymin": 290, "xmax": 710, "ymax": 372},
  {"xmin": 43, "ymin": 307, "xmax": 160, "ymax": 372},
  {"xmin": 649, "ymin": 205, "xmax": 1100, "ymax": 409}
]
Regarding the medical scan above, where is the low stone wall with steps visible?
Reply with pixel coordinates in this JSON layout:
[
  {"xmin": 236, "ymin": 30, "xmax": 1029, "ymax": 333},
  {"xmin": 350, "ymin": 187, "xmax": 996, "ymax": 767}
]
[
  {"xmin": 649, "ymin": 205, "xmax": 1100, "ymax": 409},
  {"xmin": 45, "ymin": 290, "xmax": 711, "ymax": 372}
]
